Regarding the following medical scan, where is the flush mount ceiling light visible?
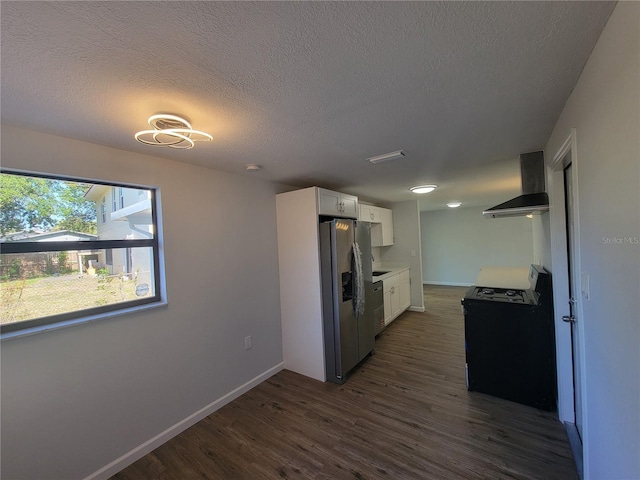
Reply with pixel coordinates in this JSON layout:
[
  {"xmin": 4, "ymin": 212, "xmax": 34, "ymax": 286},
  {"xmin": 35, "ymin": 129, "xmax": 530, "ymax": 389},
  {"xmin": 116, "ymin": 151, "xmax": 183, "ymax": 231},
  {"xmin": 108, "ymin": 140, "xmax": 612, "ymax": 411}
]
[
  {"xmin": 245, "ymin": 164, "xmax": 262, "ymax": 172},
  {"xmin": 135, "ymin": 114, "xmax": 212, "ymax": 149},
  {"xmin": 447, "ymin": 202, "xmax": 462, "ymax": 208},
  {"xmin": 367, "ymin": 150, "xmax": 407, "ymax": 164},
  {"xmin": 410, "ymin": 185, "xmax": 437, "ymax": 194}
]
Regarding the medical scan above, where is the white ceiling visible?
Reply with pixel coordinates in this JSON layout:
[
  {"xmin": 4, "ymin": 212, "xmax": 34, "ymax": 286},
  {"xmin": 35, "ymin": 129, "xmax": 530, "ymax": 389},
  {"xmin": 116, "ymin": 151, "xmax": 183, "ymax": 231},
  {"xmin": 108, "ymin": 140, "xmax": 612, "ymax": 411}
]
[{"xmin": 1, "ymin": 1, "xmax": 614, "ymax": 209}]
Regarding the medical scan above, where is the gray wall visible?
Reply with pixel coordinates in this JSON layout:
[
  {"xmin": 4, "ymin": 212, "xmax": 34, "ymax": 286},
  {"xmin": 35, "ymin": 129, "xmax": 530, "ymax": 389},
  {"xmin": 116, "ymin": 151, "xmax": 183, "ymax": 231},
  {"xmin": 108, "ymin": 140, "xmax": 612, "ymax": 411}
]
[
  {"xmin": 0, "ymin": 125, "xmax": 284, "ymax": 479},
  {"xmin": 544, "ymin": 3, "xmax": 639, "ymax": 478},
  {"xmin": 381, "ymin": 200, "xmax": 425, "ymax": 310},
  {"xmin": 420, "ymin": 206, "xmax": 535, "ymax": 285}
]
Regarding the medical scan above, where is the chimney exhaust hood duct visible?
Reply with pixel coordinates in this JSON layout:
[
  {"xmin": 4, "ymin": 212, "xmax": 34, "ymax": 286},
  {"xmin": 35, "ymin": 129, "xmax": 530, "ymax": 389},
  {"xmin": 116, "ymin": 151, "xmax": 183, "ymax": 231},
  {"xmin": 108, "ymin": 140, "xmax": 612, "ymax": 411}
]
[{"xmin": 483, "ymin": 151, "xmax": 549, "ymax": 218}]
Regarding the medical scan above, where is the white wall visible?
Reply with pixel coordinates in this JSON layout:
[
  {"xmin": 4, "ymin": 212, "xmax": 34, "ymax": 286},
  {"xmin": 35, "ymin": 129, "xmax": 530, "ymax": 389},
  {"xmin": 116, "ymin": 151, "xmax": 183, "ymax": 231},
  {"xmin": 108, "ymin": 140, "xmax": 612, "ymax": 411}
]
[
  {"xmin": 0, "ymin": 125, "xmax": 284, "ymax": 479},
  {"xmin": 381, "ymin": 200, "xmax": 425, "ymax": 310},
  {"xmin": 420, "ymin": 206, "xmax": 535, "ymax": 285},
  {"xmin": 544, "ymin": 3, "xmax": 639, "ymax": 478}
]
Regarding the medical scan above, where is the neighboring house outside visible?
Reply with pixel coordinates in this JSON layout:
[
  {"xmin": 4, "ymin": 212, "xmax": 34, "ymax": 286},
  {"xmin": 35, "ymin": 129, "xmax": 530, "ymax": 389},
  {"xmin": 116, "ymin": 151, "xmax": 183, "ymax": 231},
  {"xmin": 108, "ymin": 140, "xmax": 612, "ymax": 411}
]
[
  {"xmin": 0, "ymin": 230, "xmax": 98, "ymax": 277},
  {"xmin": 84, "ymin": 185, "xmax": 154, "ymax": 284},
  {"xmin": 0, "ymin": 230, "xmax": 96, "ymax": 243}
]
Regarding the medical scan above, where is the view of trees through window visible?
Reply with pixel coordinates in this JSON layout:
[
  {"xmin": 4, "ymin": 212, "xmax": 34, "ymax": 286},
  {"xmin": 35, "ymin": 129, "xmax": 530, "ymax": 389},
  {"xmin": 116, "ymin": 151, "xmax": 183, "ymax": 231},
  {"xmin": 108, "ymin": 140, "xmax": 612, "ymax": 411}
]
[
  {"xmin": 0, "ymin": 173, "xmax": 97, "ymax": 236},
  {"xmin": 0, "ymin": 172, "xmax": 160, "ymax": 332}
]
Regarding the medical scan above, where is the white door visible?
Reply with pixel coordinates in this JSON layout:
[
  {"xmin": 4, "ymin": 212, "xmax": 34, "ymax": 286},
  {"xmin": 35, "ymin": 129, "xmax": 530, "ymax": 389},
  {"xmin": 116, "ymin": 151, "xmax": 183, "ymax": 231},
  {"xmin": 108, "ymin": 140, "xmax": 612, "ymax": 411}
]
[{"xmin": 564, "ymin": 163, "xmax": 583, "ymax": 440}]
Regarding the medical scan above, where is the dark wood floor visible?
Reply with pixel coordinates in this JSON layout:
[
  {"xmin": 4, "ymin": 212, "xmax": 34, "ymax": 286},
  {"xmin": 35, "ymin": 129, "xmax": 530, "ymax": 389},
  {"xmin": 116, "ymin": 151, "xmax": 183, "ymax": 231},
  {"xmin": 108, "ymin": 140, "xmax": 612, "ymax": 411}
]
[{"xmin": 112, "ymin": 285, "xmax": 577, "ymax": 480}]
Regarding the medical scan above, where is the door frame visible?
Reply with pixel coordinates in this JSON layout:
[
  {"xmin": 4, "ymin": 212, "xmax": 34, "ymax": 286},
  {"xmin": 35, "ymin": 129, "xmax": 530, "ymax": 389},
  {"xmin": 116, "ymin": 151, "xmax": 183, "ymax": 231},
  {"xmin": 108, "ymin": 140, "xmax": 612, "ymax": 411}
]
[{"xmin": 547, "ymin": 129, "xmax": 588, "ymax": 469}]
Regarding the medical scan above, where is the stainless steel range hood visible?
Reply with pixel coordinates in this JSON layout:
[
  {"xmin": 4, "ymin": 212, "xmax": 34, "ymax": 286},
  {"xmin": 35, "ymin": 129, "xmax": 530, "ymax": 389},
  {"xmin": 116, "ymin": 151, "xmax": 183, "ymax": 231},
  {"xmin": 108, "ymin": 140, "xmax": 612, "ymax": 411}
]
[{"xmin": 483, "ymin": 151, "xmax": 549, "ymax": 218}]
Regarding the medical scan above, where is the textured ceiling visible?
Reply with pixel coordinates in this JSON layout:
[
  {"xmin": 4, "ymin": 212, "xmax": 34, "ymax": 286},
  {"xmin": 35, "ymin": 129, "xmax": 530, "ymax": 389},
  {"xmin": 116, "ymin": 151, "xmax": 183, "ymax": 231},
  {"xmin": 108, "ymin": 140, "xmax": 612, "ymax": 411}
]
[{"xmin": 1, "ymin": 1, "xmax": 614, "ymax": 209}]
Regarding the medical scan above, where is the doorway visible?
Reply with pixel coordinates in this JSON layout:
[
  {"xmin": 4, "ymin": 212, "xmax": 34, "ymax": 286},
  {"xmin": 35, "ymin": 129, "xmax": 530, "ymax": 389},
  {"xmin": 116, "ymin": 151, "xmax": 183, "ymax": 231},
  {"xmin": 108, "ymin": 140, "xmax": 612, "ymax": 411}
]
[
  {"xmin": 549, "ymin": 129, "xmax": 585, "ymax": 478},
  {"xmin": 564, "ymin": 163, "xmax": 583, "ymax": 444}
]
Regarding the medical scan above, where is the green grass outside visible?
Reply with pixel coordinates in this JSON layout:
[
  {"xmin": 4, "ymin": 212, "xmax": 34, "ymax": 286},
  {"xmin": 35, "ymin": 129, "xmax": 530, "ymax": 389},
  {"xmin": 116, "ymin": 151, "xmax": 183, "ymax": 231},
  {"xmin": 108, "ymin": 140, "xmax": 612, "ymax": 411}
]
[{"xmin": 1, "ymin": 273, "xmax": 143, "ymax": 325}]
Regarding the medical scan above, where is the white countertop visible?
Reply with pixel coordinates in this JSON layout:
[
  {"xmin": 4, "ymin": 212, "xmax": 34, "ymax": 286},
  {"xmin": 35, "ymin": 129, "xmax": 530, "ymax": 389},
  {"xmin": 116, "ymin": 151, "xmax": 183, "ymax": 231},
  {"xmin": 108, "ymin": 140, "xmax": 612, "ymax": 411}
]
[{"xmin": 371, "ymin": 264, "xmax": 409, "ymax": 282}]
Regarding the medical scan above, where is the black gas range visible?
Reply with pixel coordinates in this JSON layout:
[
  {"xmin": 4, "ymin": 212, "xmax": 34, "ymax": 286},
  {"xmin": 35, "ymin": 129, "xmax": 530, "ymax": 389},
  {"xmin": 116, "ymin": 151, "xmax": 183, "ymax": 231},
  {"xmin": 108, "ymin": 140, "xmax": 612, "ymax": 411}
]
[
  {"xmin": 465, "ymin": 286, "xmax": 538, "ymax": 305},
  {"xmin": 462, "ymin": 265, "xmax": 556, "ymax": 411}
]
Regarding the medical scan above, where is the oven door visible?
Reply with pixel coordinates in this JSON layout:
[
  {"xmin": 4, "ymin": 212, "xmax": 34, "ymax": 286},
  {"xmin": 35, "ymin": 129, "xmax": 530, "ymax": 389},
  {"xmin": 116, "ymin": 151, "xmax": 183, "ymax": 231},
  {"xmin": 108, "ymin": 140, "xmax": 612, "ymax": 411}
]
[{"xmin": 463, "ymin": 298, "xmax": 556, "ymax": 411}]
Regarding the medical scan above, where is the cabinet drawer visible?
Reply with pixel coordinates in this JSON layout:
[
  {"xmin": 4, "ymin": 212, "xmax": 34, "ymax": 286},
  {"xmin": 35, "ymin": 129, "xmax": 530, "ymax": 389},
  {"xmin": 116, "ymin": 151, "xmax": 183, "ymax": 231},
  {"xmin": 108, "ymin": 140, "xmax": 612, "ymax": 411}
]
[{"xmin": 382, "ymin": 274, "xmax": 398, "ymax": 292}]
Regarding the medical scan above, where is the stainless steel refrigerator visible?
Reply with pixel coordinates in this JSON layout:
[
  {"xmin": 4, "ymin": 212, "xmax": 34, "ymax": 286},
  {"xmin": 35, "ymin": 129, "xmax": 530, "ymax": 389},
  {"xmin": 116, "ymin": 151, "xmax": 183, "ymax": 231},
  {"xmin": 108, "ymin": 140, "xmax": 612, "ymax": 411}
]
[{"xmin": 319, "ymin": 219, "xmax": 374, "ymax": 384}]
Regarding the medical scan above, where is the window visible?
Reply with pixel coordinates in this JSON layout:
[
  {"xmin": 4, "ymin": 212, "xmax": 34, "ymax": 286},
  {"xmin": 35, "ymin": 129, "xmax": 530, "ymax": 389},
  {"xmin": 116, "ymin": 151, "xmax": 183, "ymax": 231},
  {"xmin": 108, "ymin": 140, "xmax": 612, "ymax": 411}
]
[
  {"xmin": 111, "ymin": 187, "xmax": 117, "ymax": 212},
  {"xmin": 101, "ymin": 197, "xmax": 107, "ymax": 223},
  {"xmin": 0, "ymin": 170, "xmax": 163, "ymax": 335}
]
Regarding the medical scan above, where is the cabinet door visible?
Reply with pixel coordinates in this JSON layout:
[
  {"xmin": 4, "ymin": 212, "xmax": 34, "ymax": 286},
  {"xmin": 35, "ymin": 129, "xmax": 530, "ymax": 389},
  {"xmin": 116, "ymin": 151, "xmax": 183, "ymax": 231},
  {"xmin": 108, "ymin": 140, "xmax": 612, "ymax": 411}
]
[
  {"xmin": 359, "ymin": 205, "xmax": 372, "ymax": 222},
  {"xmin": 390, "ymin": 285, "xmax": 400, "ymax": 317},
  {"xmin": 340, "ymin": 193, "xmax": 359, "ymax": 219},
  {"xmin": 318, "ymin": 188, "xmax": 340, "ymax": 216},
  {"xmin": 369, "ymin": 206, "xmax": 381, "ymax": 223},
  {"xmin": 383, "ymin": 289, "xmax": 392, "ymax": 325},
  {"xmin": 371, "ymin": 224, "xmax": 382, "ymax": 247},
  {"xmin": 379, "ymin": 208, "xmax": 394, "ymax": 245},
  {"xmin": 360, "ymin": 205, "xmax": 381, "ymax": 222}
]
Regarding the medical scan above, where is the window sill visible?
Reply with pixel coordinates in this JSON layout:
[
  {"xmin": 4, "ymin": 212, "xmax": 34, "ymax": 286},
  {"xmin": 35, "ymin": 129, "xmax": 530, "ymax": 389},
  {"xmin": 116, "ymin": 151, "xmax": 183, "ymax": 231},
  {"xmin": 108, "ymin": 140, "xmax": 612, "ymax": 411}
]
[{"xmin": 1, "ymin": 300, "xmax": 168, "ymax": 342}]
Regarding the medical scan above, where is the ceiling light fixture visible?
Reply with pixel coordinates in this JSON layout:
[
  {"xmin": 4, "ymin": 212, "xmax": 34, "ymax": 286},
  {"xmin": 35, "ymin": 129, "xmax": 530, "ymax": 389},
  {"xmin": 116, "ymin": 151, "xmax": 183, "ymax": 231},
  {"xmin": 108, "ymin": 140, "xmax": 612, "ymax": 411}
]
[
  {"xmin": 447, "ymin": 202, "xmax": 462, "ymax": 208},
  {"xmin": 410, "ymin": 185, "xmax": 437, "ymax": 194},
  {"xmin": 135, "ymin": 114, "xmax": 212, "ymax": 149},
  {"xmin": 367, "ymin": 150, "xmax": 407, "ymax": 164},
  {"xmin": 246, "ymin": 164, "xmax": 262, "ymax": 172}
]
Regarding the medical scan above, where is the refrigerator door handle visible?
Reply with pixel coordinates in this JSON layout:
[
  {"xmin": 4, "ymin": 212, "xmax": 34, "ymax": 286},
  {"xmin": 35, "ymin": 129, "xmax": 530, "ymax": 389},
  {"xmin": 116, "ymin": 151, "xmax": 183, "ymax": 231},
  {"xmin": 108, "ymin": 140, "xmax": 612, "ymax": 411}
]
[{"xmin": 352, "ymin": 242, "xmax": 365, "ymax": 316}]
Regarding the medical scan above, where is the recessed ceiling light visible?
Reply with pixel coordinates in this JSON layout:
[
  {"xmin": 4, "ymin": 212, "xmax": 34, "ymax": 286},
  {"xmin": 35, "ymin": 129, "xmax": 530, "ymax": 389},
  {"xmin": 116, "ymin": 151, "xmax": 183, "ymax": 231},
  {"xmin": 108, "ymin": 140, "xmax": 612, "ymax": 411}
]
[
  {"xmin": 447, "ymin": 202, "xmax": 462, "ymax": 208},
  {"xmin": 410, "ymin": 185, "xmax": 437, "ymax": 194},
  {"xmin": 246, "ymin": 164, "xmax": 262, "ymax": 172},
  {"xmin": 367, "ymin": 150, "xmax": 407, "ymax": 164},
  {"xmin": 135, "ymin": 114, "xmax": 212, "ymax": 149}
]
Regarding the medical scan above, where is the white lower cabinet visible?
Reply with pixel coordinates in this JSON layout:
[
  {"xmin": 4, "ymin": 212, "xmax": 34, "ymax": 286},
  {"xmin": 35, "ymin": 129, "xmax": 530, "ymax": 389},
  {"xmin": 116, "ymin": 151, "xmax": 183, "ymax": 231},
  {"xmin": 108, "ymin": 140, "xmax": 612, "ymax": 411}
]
[
  {"xmin": 398, "ymin": 270, "xmax": 411, "ymax": 311},
  {"xmin": 383, "ymin": 269, "xmax": 411, "ymax": 326}
]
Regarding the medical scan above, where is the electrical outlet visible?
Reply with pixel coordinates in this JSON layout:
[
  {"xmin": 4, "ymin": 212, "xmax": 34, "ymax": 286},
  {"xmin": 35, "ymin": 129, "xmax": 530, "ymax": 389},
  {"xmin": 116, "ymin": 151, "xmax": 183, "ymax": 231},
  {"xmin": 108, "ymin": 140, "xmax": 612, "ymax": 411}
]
[
  {"xmin": 410, "ymin": 249, "xmax": 416, "ymax": 257},
  {"xmin": 244, "ymin": 335, "xmax": 252, "ymax": 350}
]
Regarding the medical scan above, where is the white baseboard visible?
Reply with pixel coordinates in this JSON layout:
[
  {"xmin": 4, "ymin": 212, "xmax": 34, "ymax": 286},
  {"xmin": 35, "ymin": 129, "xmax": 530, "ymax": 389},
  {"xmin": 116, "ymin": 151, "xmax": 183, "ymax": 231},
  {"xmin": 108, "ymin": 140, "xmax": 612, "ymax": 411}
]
[
  {"xmin": 408, "ymin": 306, "xmax": 425, "ymax": 312},
  {"xmin": 423, "ymin": 281, "xmax": 473, "ymax": 287},
  {"xmin": 85, "ymin": 362, "xmax": 285, "ymax": 480}
]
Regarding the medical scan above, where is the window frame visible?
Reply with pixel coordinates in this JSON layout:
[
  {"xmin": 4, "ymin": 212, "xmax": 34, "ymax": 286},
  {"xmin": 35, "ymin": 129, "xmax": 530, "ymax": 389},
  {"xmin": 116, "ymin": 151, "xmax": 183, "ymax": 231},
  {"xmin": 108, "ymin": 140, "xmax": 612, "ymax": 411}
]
[
  {"xmin": 111, "ymin": 186, "xmax": 117, "ymax": 212},
  {"xmin": 0, "ymin": 169, "xmax": 164, "ymax": 336}
]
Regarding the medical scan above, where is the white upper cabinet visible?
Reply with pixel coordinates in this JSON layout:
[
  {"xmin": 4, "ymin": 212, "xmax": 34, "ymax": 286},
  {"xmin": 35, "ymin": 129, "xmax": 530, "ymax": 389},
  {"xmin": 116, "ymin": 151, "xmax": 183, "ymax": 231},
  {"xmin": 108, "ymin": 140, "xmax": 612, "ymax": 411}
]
[
  {"xmin": 359, "ymin": 205, "xmax": 381, "ymax": 223},
  {"xmin": 317, "ymin": 188, "xmax": 358, "ymax": 218},
  {"xmin": 370, "ymin": 206, "xmax": 394, "ymax": 246}
]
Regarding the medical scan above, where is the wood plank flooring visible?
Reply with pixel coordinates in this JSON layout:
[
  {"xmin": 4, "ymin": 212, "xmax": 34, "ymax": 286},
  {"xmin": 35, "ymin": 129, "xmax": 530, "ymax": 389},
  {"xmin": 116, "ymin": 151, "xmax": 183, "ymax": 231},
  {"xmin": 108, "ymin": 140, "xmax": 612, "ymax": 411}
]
[{"xmin": 112, "ymin": 285, "xmax": 577, "ymax": 480}]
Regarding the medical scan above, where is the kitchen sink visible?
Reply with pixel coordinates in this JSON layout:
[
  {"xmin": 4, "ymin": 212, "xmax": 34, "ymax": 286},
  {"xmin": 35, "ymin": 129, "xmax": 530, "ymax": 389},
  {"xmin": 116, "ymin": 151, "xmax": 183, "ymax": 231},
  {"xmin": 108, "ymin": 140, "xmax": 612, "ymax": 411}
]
[{"xmin": 372, "ymin": 270, "xmax": 390, "ymax": 276}]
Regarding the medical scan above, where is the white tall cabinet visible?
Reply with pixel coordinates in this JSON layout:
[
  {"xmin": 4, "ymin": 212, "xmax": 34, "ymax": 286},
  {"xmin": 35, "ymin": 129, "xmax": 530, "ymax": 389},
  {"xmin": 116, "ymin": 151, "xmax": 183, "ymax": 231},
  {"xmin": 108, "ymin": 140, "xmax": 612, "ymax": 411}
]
[{"xmin": 276, "ymin": 187, "xmax": 358, "ymax": 382}]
